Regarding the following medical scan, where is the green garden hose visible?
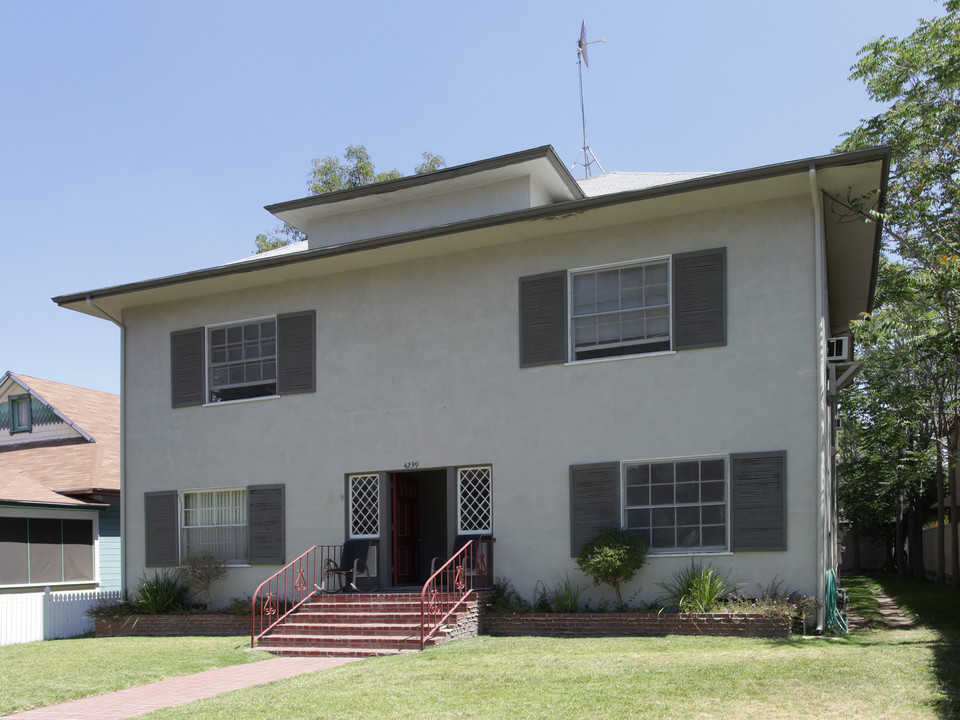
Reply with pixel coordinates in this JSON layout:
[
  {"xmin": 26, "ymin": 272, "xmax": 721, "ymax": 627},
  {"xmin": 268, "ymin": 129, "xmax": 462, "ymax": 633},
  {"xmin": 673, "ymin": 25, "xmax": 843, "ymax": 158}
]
[{"xmin": 825, "ymin": 569, "xmax": 849, "ymax": 635}]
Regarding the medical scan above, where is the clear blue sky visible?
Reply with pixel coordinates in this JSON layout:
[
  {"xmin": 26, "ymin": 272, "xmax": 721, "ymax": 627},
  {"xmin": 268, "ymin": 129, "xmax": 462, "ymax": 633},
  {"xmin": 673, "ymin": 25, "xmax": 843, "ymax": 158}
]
[{"xmin": 1, "ymin": 0, "xmax": 942, "ymax": 394}]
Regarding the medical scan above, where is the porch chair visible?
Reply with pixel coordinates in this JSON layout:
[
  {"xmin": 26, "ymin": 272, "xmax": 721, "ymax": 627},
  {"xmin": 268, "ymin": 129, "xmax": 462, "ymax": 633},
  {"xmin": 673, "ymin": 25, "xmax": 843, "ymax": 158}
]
[{"xmin": 317, "ymin": 538, "xmax": 374, "ymax": 593}]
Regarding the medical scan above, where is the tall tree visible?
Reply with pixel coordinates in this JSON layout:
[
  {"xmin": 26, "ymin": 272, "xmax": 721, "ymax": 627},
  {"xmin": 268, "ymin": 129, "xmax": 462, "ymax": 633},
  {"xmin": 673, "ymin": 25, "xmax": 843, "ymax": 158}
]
[
  {"xmin": 254, "ymin": 146, "xmax": 446, "ymax": 254},
  {"xmin": 838, "ymin": 0, "xmax": 960, "ymax": 587}
]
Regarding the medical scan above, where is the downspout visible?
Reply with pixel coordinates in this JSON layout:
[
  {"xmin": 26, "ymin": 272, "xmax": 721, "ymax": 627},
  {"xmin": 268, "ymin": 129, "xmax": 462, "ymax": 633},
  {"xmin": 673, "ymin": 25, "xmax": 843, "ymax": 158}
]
[
  {"xmin": 87, "ymin": 296, "xmax": 127, "ymax": 598},
  {"xmin": 809, "ymin": 166, "xmax": 828, "ymax": 633}
]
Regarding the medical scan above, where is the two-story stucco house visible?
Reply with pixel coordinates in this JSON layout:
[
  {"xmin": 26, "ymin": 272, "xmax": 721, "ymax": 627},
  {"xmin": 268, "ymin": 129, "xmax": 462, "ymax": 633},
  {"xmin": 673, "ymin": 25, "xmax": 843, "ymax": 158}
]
[{"xmin": 54, "ymin": 145, "xmax": 886, "ymax": 627}]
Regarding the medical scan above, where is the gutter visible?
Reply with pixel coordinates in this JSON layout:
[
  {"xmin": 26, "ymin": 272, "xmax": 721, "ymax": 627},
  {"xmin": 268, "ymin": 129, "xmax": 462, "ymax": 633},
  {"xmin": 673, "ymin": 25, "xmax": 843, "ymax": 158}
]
[
  {"xmin": 809, "ymin": 165, "xmax": 828, "ymax": 633},
  {"xmin": 86, "ymin": 296, "xmax": 128, "ymax": 599}
]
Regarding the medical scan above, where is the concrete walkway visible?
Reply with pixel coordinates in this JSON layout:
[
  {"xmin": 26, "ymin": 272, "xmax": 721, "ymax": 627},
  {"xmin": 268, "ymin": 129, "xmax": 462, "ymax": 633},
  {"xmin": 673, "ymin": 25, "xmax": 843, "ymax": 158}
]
[{"xmin": 3, "ymin": 656, "xmax": 357, "ymax": 720}]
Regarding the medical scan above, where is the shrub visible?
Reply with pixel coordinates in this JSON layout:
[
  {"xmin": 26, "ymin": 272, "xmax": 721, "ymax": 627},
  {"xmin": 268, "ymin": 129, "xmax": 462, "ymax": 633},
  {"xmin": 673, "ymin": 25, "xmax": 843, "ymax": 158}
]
[
  {"xmin": 178, "ymin": 553, "xmax": 227, "ymax": 608},
  {"xmin": 575, "ymin": 528, "xmax": 648, "ymax": 611},
  {"xmin": 730, "ymin": 576, "xmax": 822, "ymax": 633},
  {"xmin": 548, "ymin": 574, "xmax": 585, "ymax": 613},
  {"xmin": 85, "ymin": 598, "xmax": 136, "ymax": 619},
  {"xmin": 133, "ymin": 569, "xmax": 193, "ymax": 614},
  {"xmin": 657, "ymin": 561, "xmax": 736, "ymax": 613},
  {"xmin": 221, "ymin": 595, "xmax": 253, "ymax": 616},
  {"xmin": 485, "ymin": 577, "xmax": 533, "ymax": 614}
]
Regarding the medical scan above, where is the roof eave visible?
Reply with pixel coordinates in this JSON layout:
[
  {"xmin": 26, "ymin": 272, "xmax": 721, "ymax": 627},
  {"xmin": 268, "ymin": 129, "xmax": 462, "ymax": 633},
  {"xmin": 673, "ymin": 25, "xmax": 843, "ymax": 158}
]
[{"xmin": 53, "ymin": 146, "xmax": 890, "ymax": 315}]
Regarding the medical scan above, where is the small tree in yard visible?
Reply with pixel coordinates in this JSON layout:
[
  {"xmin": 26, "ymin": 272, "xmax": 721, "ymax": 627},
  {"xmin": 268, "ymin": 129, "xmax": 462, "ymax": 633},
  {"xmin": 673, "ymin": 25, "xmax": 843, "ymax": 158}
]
[
  {"xmin": 178, "ymin": 553, "xmax": 227, "ymax": 609},
  {"xmin": 575, "ymin": 528, "xmax": 648, "ymax": 611}
]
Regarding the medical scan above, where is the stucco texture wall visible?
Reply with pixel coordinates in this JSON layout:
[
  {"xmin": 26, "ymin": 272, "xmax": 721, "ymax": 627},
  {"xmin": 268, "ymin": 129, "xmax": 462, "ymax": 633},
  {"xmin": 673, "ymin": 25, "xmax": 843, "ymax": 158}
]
[{"xmin": 121, "ymin": 193, "xmax": 821, "ymax": 607}]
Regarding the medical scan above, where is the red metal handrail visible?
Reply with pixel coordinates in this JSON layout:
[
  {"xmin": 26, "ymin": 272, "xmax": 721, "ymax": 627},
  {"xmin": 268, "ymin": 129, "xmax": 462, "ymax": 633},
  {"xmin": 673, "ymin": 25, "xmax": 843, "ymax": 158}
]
[
  {"xmin": 251, "ymin": 544, "xmax": 341, "ymax": 647},
  {"xmin": 419, "ymin": 536, "xmax": 493, "ymax": 650}
]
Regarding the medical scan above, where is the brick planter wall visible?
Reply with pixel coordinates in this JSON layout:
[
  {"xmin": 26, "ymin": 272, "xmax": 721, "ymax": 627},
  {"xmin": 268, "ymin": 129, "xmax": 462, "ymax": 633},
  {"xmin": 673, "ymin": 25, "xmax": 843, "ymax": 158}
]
[
  {"xmin": 482, "ymin": 612, "xmax": 790, "ymax": 639},
  {"xmin": 95, "ymin": 614, "xmax": 249, "ymax": 637}
]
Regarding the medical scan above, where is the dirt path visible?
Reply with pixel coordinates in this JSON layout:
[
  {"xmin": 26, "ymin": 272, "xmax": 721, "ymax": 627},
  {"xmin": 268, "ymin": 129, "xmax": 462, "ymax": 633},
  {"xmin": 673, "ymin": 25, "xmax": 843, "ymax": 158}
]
[{"xmin": 846, "ymin": 587, "xmax": 915, "ymax": 630}]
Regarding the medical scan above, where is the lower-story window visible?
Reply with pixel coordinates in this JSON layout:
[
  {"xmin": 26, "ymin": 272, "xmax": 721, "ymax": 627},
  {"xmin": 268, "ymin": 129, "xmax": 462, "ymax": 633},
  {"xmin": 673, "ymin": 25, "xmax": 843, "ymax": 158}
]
[
  {"xmin": 182, "ymin": 488, "xmax": 248, "ymax": 563},
  {"xmin": 623, "ymin": 457, "xmax": 727, "ymax": 552}
]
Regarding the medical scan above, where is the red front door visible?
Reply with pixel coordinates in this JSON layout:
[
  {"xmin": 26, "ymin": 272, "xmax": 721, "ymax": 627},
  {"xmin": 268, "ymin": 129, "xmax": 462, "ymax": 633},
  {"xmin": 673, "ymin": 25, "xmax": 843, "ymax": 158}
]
[{"xmin": 392, "ymin": 474, "xmax": 419, "ymax": 585}]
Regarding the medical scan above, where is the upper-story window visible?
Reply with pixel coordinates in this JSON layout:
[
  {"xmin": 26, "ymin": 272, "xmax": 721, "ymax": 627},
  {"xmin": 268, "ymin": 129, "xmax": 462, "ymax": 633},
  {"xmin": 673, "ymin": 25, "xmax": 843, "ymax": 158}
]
[
  {"xmin": 519, "ymin": 248, "xmax": 725, "ymax": 369},
  {"xmin": 207, "ymin": 318, "xmax": 277, "ymax": 403},
  {"xmin": 570, "ymin": 259, "xmax": 670, "ymax": 361},
  {"xmin": 10, "ymin": 395, "xmax": 32, "ymax": 433},
  {"xmin": 170, "ymin": 309, "xmax": 315, "ymax": 408}
]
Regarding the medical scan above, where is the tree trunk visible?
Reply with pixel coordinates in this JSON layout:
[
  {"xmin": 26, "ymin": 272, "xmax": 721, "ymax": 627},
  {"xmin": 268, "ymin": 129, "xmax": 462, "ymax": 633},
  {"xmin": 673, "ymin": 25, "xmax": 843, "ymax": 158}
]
[
  {"xmin": 937, "ymin": 447, "xmax": 946, "ymax": 586},
  {"xmin": 851, "ymin": 530, "xmax": 862, "ymax": 573},
  {"xmin": 907, "ymin": 489, "xmax": 926, "ymax": 582},
  {"xmin": 896, "ymin": 498, "xmax": 908, "ymax": 579},
  {"xmin": 951, "ymin": 424, "xmax": 960, "ymax": 590}
]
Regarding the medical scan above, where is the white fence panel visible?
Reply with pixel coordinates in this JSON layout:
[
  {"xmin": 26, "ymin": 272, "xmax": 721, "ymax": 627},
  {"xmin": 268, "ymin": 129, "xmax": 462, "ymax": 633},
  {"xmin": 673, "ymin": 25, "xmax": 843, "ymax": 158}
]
[
  {"xmin": 0, "ymin": 588, "xmax": 122, "ymax": 646},
  {"xmin": 0, "ymin": 593, "xmax": 44, "ymax": 646}
]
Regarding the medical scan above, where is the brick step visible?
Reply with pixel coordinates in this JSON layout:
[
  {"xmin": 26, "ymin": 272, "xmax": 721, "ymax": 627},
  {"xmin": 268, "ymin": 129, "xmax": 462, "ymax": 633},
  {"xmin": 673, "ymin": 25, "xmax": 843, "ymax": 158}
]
[
  {"xmin": 292, "ymin": 610, "xmax": 423, "ymax": 623},
  {"xmin": 305, "ymin": 591, "xmax": 473, "ymax": 605},
  {"xmin": 270, "ymin": 622, "xmax": 426, "ymax": 636},
  {"xmin": 254, "ymin": 590, "xmax": 479, "ymax": 657},
  {"xmin": 303, "ymin": 600, "xmax": 433, "ymax": 611},
  {"xmin": 259, "ymin": 632, "xmax": 445, "ymax": 650},
  {"xmin": 253, "ymin": 645, "xmax": 420, "ymax": 658}
]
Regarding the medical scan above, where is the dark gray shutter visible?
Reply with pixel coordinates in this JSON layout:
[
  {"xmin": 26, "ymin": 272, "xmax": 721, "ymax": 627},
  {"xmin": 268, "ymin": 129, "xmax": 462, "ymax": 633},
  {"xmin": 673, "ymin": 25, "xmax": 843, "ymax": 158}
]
[
  {"xmin": 673, "ymin": 247, "xmax": 726, "ymax": 350},
  {"xmin": 570, "ymin": 462, "xmax": 620, "ymax": 556},
  {"xmin": 277, "ymin": 311, "xmax": 316, "ymax": 395},
  {"xmin": 145, "ymin": 491, "xmax": 179, "ymax": 566},
  {"xmin": 731, "ymin": 451, "xmax": 786, "ymax": 551},
  {"xmin": 248, "ymin": 484, "xmax": 285, "ymax": 564},
  {"xmin": 171, "ymin": 328, "xmax": 205, "ymax": 408},
  {"xmin": 520, "ymin": 271, "xmax": 567, "ymax": 367}
]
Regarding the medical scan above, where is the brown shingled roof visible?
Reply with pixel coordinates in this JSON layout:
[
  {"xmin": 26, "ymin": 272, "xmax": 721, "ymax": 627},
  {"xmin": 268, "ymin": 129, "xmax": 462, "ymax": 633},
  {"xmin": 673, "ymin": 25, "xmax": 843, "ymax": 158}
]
[{"xmin": 0, "ymin": 373, "xmax": 119, "ymax": 504}]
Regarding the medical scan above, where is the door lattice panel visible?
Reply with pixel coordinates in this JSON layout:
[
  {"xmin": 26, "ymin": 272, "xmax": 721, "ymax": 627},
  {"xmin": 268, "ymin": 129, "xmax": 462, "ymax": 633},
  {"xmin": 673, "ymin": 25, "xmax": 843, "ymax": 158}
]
[
  {"xmin": 458, "ymin": 467, "xmax": 492, "ymax": 533},
  {"xmin": 349, "ymin": 474, "xmax": 380, "ymax": 537}
]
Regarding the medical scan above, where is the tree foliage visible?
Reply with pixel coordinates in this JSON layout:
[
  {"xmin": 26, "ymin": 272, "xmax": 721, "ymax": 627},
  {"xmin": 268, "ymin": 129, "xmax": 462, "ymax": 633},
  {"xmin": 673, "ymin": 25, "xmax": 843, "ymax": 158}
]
[
  {"xmin": 575, "ymin": 528, "xmax": 648, "ymax": 611},
  {"xmin": 837, "ymin": 1, "xmax": 960, "ymax": 586},
  {"xmin": 254, "ymin": 146, "xmax": 446, "ymax": 254}
]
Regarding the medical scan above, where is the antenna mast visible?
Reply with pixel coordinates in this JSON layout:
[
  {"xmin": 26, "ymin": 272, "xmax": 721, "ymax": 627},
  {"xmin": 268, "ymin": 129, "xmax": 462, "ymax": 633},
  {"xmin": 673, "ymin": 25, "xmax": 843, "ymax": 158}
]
[{"xmin": 572, "ymin": 20, "xmax": 606, "ymax": 178}]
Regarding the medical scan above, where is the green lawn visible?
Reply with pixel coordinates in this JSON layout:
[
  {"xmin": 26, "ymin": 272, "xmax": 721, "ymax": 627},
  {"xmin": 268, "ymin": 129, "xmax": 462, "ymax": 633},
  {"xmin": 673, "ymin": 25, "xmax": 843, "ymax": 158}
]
[
  {"xmin": 2, "ymin": 576, "xmax": 958, "ymax": 720},
  {"xmin": 0, "ymin": 635, "xmax": 271, "ymax": 715}
]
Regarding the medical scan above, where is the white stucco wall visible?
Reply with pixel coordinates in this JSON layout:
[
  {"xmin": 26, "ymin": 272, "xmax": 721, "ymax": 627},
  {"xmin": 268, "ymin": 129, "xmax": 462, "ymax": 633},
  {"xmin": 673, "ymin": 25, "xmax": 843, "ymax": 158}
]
[
  {"xmin": 306, "ymin": 176, "xmax": 545, "ymax": 249},
  {"xmin": 121, "ymin": 192, "xmax": 823, "ymax": 607}
]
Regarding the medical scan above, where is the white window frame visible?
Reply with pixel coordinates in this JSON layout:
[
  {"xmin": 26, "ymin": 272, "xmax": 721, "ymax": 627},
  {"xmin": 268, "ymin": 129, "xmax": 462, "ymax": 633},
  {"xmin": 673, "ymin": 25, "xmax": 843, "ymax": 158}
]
[
  {"xmin": 347, "ymin": 474, "xmax": 381, "ymax": 539},
  {"xmin": 457, "ymin": 466, "xmax": 493, "ymax": 535},
  {"xmin": 568, "ymin": 255, "xmax": 673, "ymax": 363},
  {"xmin": 622, "ymin": 455, "xmax": 729, "ymax": 555},
  {"xmin": 205, "ymin": 316, "xmax": 278, "ymax": 404},
  {"xmin": 180, "ymin": 487, "xmax": 249, "ymax": 565}
]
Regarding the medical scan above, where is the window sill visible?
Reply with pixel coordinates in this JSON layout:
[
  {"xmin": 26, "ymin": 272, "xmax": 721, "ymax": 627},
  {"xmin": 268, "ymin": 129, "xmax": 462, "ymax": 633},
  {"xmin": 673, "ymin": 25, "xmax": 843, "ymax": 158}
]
[
  {"xmin": 566, "ymin": 350, "xmax": 676, "ymax": 367},
  {"xmin": 203, "ymin": 395, "xmax": 279, "ymax": 408},
  {"xmin": 647, "ymin": 551, "xmax": 733, "ymax": 558},
  {"xmin": 0, "ymin": 580, "xmax": 98, "ymax": 590}
]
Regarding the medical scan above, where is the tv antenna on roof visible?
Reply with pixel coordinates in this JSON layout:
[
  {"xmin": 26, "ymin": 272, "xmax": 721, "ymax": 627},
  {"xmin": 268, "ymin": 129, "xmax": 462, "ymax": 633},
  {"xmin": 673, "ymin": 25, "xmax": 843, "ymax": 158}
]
[{"xmin": 572, "ymin": 20, "xmax": 606, "ymax": 179}]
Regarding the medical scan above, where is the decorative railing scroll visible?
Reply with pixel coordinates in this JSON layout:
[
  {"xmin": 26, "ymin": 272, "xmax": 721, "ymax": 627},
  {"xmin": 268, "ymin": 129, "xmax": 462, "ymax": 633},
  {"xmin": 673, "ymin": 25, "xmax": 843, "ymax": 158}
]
[{"xmin": 251, "ymin": 544, "xmax": 341, "ymax": 647}]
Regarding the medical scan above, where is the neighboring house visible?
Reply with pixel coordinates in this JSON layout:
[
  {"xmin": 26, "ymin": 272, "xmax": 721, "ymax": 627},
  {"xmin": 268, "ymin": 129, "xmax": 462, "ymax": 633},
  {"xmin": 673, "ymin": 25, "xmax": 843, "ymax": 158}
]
[
  {"xmin": 54, "ymin": 145, "xmax": 886, "ymax": 622},
  {"xmin": 0, "ymin": 372, "xmax": 121, "ymax": 593}
]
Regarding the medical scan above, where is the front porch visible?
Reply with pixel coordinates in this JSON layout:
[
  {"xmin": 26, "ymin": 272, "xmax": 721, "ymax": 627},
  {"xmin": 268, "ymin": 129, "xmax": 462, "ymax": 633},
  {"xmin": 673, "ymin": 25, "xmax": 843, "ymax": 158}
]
[{"xmin": 251, "ymin": 537, "xmax": 493, "ymax": 657}]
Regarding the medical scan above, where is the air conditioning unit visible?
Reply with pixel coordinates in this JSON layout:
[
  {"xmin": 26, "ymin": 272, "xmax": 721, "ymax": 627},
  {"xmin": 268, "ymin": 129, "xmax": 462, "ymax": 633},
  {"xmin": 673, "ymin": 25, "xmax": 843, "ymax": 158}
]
[{"xmin": 827, "ymin": 336, "xmax": 850, "ymax": 362}]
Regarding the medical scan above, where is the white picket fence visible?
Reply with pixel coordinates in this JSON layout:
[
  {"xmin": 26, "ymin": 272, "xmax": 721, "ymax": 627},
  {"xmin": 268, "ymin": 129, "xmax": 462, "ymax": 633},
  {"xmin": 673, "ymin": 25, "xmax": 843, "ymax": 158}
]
[{"xmin": 0, "ymin": 588, "xmax": 122, "ymax": 646}]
